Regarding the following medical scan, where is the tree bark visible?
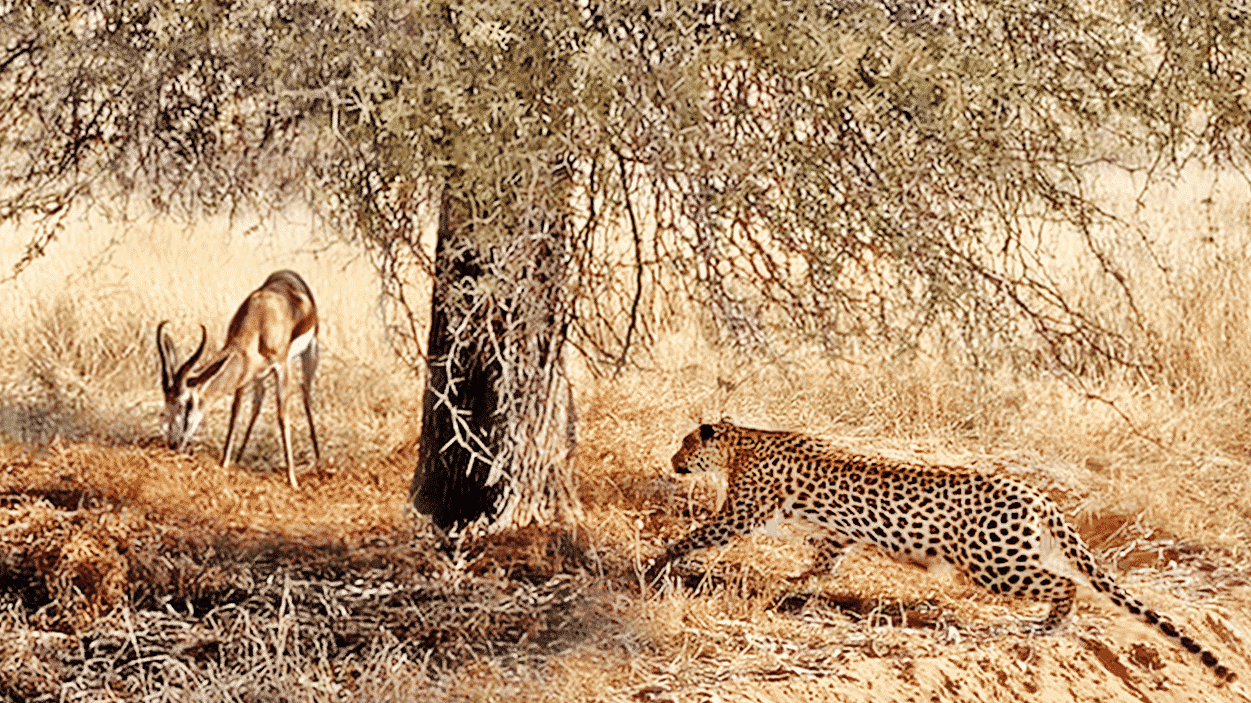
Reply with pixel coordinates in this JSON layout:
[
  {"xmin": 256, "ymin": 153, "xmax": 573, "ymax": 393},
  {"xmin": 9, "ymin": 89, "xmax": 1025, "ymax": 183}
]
[{"xmin": 409, "ymin": 190, "xmax": 579, "ymax": 533}]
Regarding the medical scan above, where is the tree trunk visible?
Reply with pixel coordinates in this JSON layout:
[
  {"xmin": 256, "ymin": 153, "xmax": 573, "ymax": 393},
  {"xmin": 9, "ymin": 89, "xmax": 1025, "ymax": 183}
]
[{"xmin": 409, "ymin": 190, "xmax": 580, "ymax": 533}]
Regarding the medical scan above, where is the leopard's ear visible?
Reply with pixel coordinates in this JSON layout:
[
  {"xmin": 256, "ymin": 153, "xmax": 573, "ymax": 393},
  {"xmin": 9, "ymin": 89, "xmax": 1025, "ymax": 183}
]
[{"xmin": 700, "ymin": 424, "xmax": 716, "ymax": 441}]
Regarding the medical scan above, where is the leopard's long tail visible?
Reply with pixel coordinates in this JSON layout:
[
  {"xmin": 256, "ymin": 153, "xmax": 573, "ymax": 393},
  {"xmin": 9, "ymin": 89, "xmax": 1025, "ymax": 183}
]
[{"xmin": 1064, "ymin": 529, "xmax": 1236, "ymax": 682}]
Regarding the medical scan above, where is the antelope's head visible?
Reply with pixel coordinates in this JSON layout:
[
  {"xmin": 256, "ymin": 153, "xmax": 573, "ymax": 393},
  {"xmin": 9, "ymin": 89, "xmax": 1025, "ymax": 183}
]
[{"xmin": 157, "ymin": 320, "xmax": 208, "ymax": 451}]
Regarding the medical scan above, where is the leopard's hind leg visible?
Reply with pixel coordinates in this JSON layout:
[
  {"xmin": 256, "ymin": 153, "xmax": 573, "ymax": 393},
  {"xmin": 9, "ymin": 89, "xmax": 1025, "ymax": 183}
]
[{"xmin": 969, "ymin": 561, "xmax": 1078, "ymax": 633}]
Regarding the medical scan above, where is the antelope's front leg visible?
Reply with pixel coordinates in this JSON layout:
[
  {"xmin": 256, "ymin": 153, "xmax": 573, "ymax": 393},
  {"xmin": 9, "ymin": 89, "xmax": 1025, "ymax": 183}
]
[
  {"xmin": 221, "ymin": 387, "xmax": 246, "ymax": 468},
  {"xmin": 235, "ymin": 379, "xmax": 266, "ymax": 462}
]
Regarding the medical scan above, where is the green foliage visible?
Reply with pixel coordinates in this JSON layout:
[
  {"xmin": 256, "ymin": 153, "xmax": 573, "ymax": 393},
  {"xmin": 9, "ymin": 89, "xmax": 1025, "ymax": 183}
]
[{"xmin": 3, "ymin": 0, "xmax": 1250, "ymax": 371}]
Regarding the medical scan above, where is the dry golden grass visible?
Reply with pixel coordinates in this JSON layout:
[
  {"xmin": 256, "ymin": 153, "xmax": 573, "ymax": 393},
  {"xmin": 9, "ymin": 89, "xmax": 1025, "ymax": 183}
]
[{"xmin": 2, "ymin": 171, "xmax": 1251, "ymax": 701}]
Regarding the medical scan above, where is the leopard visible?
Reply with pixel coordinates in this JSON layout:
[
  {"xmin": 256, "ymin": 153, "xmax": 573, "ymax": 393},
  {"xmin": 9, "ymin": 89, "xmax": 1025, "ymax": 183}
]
[{"xmin": 645, "ymin": 422, "xmax": 1235, "ymax": 682}]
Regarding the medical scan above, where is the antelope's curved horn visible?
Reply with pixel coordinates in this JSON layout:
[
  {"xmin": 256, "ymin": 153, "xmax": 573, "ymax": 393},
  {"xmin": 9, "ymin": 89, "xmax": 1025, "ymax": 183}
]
[{"xmin": 176, "ymin": 324, "xmax": 208, "ymax": 383}]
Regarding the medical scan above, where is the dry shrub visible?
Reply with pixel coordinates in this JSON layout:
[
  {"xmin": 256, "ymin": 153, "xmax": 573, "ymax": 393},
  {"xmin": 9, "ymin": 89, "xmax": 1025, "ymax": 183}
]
[
  {"xmin": 460, "ymin": 524, "xmax": 592, "ymax": 581},
  {"xmin": 0, "ymin": 492, "xmax": 229, "ymax": 632},
  {"xmin": 1, "ymin": 499, "xmax": 133, "ymax": 630},
  {"xmin": 0, "ymin": 602, "xmax": 76, "ymax": 702}
]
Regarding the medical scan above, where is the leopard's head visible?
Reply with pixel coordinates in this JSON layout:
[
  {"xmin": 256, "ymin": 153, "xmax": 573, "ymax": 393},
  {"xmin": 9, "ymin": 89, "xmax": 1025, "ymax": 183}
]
[{"xmin": 672, "ymin": 423, "xmax": 727, "ymax": 475}]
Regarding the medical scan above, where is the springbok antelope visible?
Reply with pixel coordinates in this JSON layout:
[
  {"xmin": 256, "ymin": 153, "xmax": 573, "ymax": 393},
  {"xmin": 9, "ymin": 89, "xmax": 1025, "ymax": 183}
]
[{"xmin": 157, "ymin": 270, "xmax": 320, "ymax": 489}]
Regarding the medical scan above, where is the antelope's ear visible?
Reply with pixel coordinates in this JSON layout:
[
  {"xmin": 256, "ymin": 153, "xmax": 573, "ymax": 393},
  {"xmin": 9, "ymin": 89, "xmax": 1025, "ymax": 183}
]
[
  {"xmin": 157, "ymin": 321, "xmax": 179, "ymax": 392},
  {"xmin": 187, "ymin": 355, "xmax": 229, "ymax": 388},
  {"xmin": 699, "ymin": 424, "xmax": 715, "ymax": 441},
  {"xmin": 162, "ymin": 336, "xmax": 181, "ymax": 370}
]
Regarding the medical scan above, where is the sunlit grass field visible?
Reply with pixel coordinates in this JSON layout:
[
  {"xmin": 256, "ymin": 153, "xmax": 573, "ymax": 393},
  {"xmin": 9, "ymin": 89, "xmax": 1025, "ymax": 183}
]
[{"xmin": 1, "ymin": 168, "xmax": 1250, "ymax": 701}]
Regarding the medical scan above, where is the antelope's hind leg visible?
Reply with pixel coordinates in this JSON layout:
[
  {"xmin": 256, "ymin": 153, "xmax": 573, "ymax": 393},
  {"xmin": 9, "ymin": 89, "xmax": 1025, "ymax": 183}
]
[
  {"xmin": 271, "ymin": 365, "xmax": 298, "ymax": 489},
  {"xmin": 299, "ymin": 337, "xmax": 320, "ymax": 461}
]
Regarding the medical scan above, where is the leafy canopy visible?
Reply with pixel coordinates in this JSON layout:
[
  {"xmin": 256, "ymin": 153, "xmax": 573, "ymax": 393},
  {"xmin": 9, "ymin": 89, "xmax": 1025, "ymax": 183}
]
[{"xmin": 3, "ymin": 0, "xmax": 1249, "ymax": 369}]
